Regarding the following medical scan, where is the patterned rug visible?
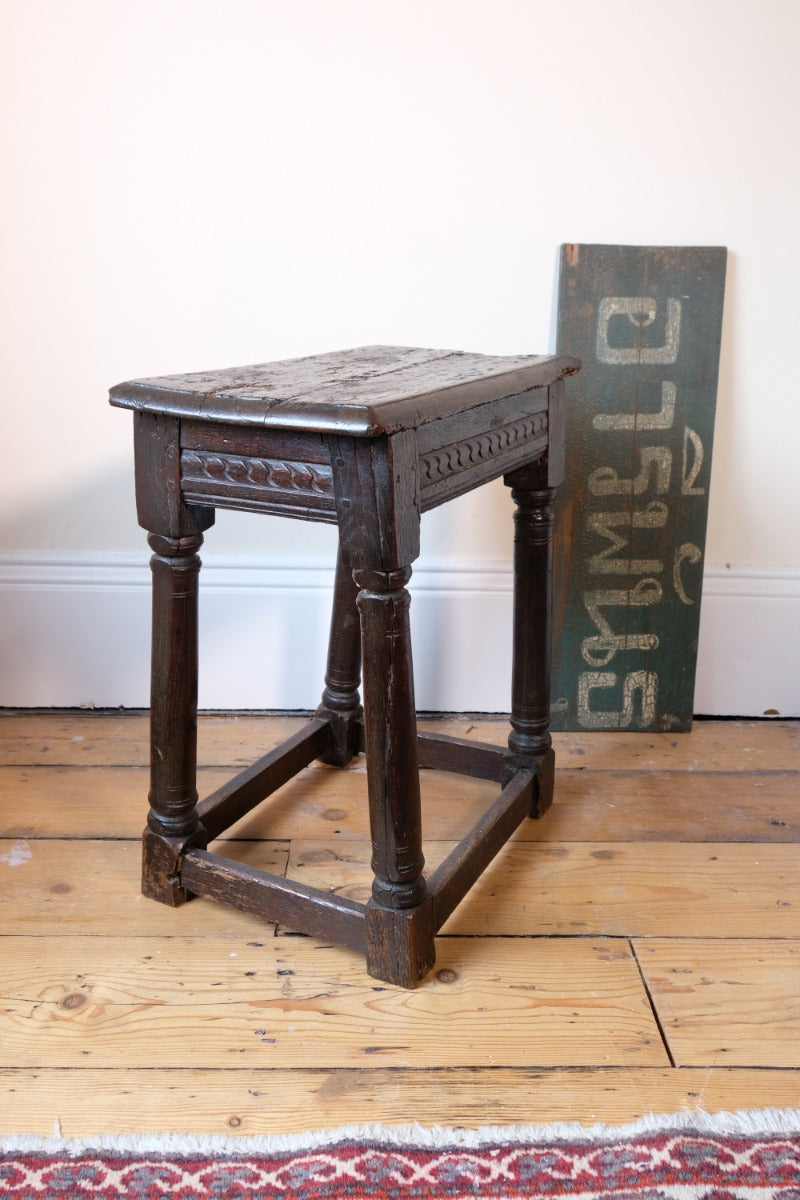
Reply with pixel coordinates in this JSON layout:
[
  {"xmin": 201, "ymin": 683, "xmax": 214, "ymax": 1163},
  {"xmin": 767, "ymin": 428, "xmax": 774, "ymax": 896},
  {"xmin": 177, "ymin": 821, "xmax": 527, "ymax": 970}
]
[{"xmin": 2, "ymin": 1110, "xmax": 800, "ymax": 1198}]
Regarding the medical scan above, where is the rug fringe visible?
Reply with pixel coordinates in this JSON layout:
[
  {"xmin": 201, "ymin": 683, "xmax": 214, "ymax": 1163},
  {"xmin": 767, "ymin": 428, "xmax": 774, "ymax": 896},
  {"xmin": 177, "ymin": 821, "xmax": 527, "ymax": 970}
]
[{"xmin": 2, "ymin": 1107, "xmax": 800, "ymax": 1157}]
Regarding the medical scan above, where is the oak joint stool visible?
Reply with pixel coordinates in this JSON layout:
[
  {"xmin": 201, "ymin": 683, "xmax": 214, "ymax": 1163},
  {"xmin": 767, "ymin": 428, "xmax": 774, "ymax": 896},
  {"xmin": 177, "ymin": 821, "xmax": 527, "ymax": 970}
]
[{"xmin": 110, "ymin": 346, "xmax": 579, "ymax": 987}]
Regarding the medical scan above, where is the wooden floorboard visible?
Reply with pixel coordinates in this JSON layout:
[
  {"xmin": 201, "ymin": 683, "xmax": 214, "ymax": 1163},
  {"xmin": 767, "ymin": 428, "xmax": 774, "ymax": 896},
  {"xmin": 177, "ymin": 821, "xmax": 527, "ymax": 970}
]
[
  {"xmin": 0, "ymin": 840, "xmax": 288, "ymax": 936},
  {"xmin": 4, "ymin": 764, "xmax": 800, "ymax": 842},
  {"xmin": 2, "ymin": 712, "xmax": 797, "ymax": 769},
  {"xmin": 637, "ymin": 939, "xmax": 800, "ymax": 1067},
  {"xmin": 286, "ymin": 839, "xmax": 800, "ymax": 938},
  {"xmin": 0, "ymin": 712, "xmax": 798, "ymax": 1133},
  {"xmin": 3, "ymin": 1067, "xmax": 800, "ymax": 1139},
  {"xmin": 0, "ymin": 935, "xmax": 664, "ymax": 1071}
]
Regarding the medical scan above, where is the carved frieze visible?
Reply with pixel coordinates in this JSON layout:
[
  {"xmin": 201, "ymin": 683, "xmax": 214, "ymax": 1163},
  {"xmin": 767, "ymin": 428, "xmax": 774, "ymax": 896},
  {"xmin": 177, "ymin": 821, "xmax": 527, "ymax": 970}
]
[
  {"xmin": 181, "ymin": 449, "xmax": 336, "ymax": 519},
  {"xmin": 182, "ymin": 450, "xmax": 333, "ymax": 493},
  {"xmin": 420, "ymin": 412, "xmax": 548, "ymax": 486},
  {"xmin": 419, "ymin": 411, "xmax": 548, "ymax": 508}
]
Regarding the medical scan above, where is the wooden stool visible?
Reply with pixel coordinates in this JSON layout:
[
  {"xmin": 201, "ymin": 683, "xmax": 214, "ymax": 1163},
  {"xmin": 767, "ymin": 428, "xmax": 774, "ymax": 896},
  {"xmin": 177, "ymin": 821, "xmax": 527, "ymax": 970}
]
[{"xmin": 110, "ymin": 346, "xmax": 578, "ymax": 987}]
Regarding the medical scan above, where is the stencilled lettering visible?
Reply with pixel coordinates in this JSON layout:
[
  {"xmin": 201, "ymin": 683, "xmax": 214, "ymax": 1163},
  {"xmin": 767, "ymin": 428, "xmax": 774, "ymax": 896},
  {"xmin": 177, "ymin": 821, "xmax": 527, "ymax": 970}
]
[
  {"xmin": 592, "ymin": 382, "xmax": 677, "ymax": 431},
  {"xmin": 588, "ymin": 447, "xmax": 672, "ymax": 496},
  {"xmin": 581, "ymin": 578, "xmax": 662, "ymax": 667},
  {"xmin": 681, "ymin": 426, "xmax": 706, "ymax": 495},
  {"xmin": 577, "ymin": 670, "xmax": 659, "ymax": 729},
  {"xmin": 587, "ymin": 501, "xmax": 668, "ymax": 575},
  {"xmin": 673, "ymin": 542, "xmax": 703, "ymax": 605},
  {"xmin": 569, "ymin": 257, "xmax": 718, "ymax": 731},
  {"xmin": 596, "ymin": 297, "xmax": 681, "ymax": 365}
]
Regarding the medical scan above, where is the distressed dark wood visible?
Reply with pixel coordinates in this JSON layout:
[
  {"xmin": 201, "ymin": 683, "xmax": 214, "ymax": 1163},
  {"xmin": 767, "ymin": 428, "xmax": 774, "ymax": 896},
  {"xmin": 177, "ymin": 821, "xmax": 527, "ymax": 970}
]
[
  {"xmin": 315, "ymin": 544, "xmax": 364, "ymax": 767},
  {"xmin": 110, "ymin": 345, "xmax": 578, "ymax": 436},
  {"xmin": 196, "ymin": 718, "xmax": 332, "ymax": 841},
  {"xmin": 111, "ymin": 345, "xmax": 575, "ymax": 986},
  {"xmin": 428, "ymin": 769, "xmax": 535, "ymax": 930},
  {"xmin": 553, "ymin": 245, "xmax": 726, "ymax": 732},
  {"xmin": 418, "ymin": 399, "xmax": 549, "ymax": 510},
  {"xmin": 180, "ymin": 445, "xmax": 338, "ymax": 521},
  {"xmin": 416, "ymin": 731, "xmax": 507, "ymax": 781},
  {"xmin": 364, "ymin": 895, "xmax": 437, "ymax": 989},
  {"xmin": 134, "ymin": 411, "xmax": 214, "ymax": 906},
  {"xmin": 180, "ymin": 850, "xmax": 367, "ymax": 953},
  {"xmin": 181, "ymin": 422, "xmax": 331, "ymax": 461},
  {"xmin": 132, "ymin": 412, "xmax": 215, "ymax": 540},
  {"xmin": 506, "ymin": 479, "xmax": 556, "ymax": 740},
  {"xmin": 356, "ymin": 567, "xmax": 428, "ymax": 911},
  {"xmin": 330, "ymin": 432, "xmax": 421, "ymax": 570},
  {"xmin": 504, "ymin": 478, "xmax": 558, "ymax": 815},
  {"xmin": 501, "ymin": 377, "xmax": 564, "ymax": 811}
]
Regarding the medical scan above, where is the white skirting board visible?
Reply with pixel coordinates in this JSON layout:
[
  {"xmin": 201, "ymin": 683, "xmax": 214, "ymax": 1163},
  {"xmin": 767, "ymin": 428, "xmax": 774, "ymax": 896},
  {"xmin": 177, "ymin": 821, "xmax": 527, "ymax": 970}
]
[{"xmin": 0, "ymin": 554, "xmax": 797, "ymax": 718}]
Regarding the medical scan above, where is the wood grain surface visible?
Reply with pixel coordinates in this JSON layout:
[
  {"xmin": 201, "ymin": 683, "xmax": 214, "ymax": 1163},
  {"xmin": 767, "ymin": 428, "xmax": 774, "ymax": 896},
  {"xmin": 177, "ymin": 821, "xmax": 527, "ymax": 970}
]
[
  {"xmin": 0, "ymin": 712, "xmax": 798, "ymax": 1133},
  {"xmin": 110, "ymin": 345, "xmax": 578, "ymax": 435}
]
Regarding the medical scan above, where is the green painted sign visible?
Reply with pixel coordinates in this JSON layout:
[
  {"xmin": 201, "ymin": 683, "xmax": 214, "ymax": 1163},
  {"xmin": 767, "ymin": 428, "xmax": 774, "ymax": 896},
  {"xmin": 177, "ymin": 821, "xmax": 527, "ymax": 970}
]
[{"xmin": 552, "ymin": 244, "xmax": 727, "ymax": 732}]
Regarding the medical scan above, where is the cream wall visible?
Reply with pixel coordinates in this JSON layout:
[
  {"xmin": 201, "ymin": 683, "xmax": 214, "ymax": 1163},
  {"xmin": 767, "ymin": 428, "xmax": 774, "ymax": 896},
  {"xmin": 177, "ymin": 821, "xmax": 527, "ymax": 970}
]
[{"xmin": 1, "ymin": 0, "xmax": 798, "ymax": 711}]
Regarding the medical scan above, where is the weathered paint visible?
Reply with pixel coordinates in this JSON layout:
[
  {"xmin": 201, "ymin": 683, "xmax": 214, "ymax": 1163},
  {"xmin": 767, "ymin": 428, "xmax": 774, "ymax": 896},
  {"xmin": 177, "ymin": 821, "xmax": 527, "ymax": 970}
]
[{"xmin": 552, "ymin": 244, "xmax": 727, "ymax": 732}]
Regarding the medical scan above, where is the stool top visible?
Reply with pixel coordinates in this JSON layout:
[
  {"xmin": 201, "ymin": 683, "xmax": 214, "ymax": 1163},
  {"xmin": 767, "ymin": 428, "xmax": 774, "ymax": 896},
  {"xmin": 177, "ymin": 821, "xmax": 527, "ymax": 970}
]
[{"xmin": 110, "ymin": 345, "xmax": 578, "ymax": 437}]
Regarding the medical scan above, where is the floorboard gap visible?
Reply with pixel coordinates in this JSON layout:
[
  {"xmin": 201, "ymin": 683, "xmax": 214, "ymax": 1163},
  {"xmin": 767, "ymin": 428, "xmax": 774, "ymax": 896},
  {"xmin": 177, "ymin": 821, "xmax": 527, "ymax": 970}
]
[{"xmin": 630, "ymin": 938, "xmax": 677, "ymax": 1069}]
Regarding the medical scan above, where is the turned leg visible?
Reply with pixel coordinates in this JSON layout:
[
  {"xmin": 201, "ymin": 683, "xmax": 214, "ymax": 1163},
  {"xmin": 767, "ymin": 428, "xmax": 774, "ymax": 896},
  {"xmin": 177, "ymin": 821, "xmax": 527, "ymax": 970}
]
[
  {"xmin": 356, "ymin": 565, "xmax": 435, "ymax": 987},
  {"xmin": 330, "ymin": 430, "xmax": 433, "ymax": 985},
  {"xmin": 316, "ymin": 542, "xmax": 363, "ymax": 766},
  {"xmin": 505, "ymin": 479, "xmax": 558, "ymax": 816},
  {"xmin": 142, "ymin": 530, "xmax": 208, "ymax": 904}
]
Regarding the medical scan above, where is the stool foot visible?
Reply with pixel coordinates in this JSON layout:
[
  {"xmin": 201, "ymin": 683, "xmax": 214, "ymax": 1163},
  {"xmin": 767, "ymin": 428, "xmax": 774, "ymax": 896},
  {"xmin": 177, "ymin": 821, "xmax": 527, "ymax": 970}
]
[
  {"xmin": 316, "ymin": 707, "xmax": 363, "ymax": 768},
  {"xmin": 503, "ymin": 746, "xmax": 555, "ymax": 818},
  {"xmin": 530, "ymin": 746, "xmax": 555, "ymax": 818},
  {"xmin": 365, "ymin": 897, "xmax": 436, "ymax": 988},
  {"xmin": 141, "ymin": 826, "xmax": 205, "ymax": 907}
]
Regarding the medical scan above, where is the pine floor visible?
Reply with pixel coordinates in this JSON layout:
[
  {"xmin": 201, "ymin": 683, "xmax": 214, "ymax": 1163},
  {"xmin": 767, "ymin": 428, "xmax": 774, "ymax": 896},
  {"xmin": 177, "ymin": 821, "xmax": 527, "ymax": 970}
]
[{"xmin": 1, "ymin": 711, "xmax": 799, "ymax": 1136}]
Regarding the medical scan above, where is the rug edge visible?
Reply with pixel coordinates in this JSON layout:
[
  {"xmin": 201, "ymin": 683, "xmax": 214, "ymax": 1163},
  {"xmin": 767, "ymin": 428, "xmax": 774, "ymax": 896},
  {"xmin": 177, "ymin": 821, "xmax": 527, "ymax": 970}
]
[{"xmin": 2, "ymin": 1107, "xmax": 800, "ymax": 1157}]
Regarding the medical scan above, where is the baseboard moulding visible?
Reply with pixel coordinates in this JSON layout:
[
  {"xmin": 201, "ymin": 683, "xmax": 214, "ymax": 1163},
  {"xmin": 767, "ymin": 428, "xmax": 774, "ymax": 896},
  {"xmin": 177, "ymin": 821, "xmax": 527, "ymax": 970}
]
[{"xmin": 0, "ymin": 553, "xmax": 797, "ymax": 717}]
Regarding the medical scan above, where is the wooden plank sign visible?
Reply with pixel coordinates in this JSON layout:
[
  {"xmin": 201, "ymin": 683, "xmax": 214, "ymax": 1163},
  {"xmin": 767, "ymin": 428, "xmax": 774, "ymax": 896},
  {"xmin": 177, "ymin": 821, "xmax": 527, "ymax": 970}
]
[{"xmin": 552, "ymin": 244, "xmax": 727, "ymax": 732}]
